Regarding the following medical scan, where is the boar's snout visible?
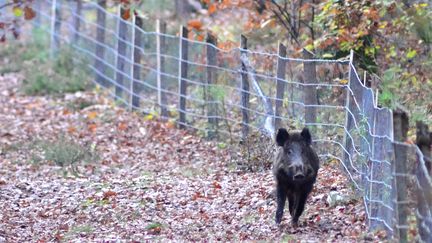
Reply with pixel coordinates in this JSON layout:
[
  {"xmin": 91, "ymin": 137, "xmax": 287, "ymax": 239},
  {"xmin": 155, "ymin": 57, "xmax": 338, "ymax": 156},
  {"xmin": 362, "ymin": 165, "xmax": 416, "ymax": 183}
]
[
  {"xmin": 293, "ymin": 172, "xmax": 305, "ymax": 180},
  {"xmin": 289, "ymin": 164, "xmax": 305, "ymax": 181}
]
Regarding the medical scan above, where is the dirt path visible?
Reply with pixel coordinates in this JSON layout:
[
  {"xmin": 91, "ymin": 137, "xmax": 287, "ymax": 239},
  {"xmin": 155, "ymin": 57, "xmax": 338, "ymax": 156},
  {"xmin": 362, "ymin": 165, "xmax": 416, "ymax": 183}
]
[{"xmin": 0, "ymin": 74, "xmax": 377, "ymax": 242}]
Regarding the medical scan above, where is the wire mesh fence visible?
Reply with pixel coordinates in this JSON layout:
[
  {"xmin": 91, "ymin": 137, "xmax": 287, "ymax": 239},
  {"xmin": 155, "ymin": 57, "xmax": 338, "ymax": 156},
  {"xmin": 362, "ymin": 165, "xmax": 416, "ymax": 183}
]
[{"xmin": 16, "ymin": 0, "xmax": 432, "ymax": 241}]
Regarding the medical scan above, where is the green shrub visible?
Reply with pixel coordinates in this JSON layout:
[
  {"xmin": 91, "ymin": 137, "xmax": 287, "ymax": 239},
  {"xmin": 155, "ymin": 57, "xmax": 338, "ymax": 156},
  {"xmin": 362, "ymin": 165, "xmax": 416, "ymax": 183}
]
[
  {"xmin": 21, "ymin": 46, "xmax": 91, "ymax": 96},
  {"xmin": 0, "ymin": 27, "xmax": 49, "ymax": 74},
  {"xmin": 31, "ymin": 136, "xmax": 99, "ymax": 168},
  {"xmin": 0, "ymin": 28, "xmax": 91, "ymax": 95},
  {"xmin": 66, "ymin": 98, "xmax": 95, "ymax": 111},
  {"xmin": 42, "ymin": 137, "xmax": 98, "ymax": 167}
]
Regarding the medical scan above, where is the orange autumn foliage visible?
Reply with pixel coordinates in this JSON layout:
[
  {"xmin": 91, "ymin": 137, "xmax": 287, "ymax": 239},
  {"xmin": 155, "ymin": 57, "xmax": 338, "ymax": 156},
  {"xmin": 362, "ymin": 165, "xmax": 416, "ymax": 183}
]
[{"xmin": 188, "ymin": 19, "xmax": 203, "ymax": 30}]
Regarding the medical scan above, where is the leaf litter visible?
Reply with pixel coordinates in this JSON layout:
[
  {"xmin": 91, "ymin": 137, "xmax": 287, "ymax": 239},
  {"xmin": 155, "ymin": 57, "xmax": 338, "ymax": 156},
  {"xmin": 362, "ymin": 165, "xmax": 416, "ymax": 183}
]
[{"xmin": 0, "ymin": 74, "xmax": 386, "ymax": 242}]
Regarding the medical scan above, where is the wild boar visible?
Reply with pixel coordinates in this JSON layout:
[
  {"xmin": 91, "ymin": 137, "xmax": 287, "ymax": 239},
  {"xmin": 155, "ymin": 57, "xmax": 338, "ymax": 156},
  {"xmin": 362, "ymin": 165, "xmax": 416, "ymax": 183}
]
[{"xmin": 273, "ymin": 127, "xmax": 319, "ymax": 226}]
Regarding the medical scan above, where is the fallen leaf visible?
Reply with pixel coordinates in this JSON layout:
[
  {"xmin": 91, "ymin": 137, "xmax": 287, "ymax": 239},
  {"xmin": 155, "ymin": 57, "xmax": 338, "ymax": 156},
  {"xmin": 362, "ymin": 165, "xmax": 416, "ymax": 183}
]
[
  {"xmin": 13, "ymin": 7, "xmax": 23, "ymax": 17},
  {"xmin": 24, "ymin": 6, "xmax": 36, "ymax": 20},
  {"xmin": 88, "ymin": 123, "xmax": 98, "ymax": 133},
  {"xmin": 143, "ymin": 114, "xmax": 154, "ymax": 121},
  {"xmin": 122, "ymin": 8, "xmax": 131, "ymax": 20},
  {"xmin": 118, "ymin": 122, "xmax": 128, "ymax": 131},
  {"xmin": 87, "ymin": 111, "xmax": 98, "ymax": 120},
  {"xmin": 63, "ymin": 109, "xmax": 71, "ymax": 115},
  {"xmin": 67, "ymin": 126, "xmax": 76, "ymax": 134},
  {"xmin": 213, "ymin": 181, "xmax": 222, "ymax": 189},
  {"xmin": 103, "ymin": 190, "xmax": 117, "ymax": 200},
  {"xmin": 208, "ymin": 4, "xmax": 217, "ymax": 14}
]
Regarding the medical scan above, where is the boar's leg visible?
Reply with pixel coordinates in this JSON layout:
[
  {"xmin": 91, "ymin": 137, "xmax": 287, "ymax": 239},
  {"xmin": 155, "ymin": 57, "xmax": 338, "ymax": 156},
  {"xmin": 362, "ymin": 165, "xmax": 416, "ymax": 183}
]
[
  {"xmin": 287, "ymin": 192, "xmax": 296, "ymax": 217},
  {"xmin": 275, "ymin": 183, "xmax": 287, "ymax": 224},
  {"xmin": 292, "ymin": 185, "xmax": 313, "ymax": 226}
]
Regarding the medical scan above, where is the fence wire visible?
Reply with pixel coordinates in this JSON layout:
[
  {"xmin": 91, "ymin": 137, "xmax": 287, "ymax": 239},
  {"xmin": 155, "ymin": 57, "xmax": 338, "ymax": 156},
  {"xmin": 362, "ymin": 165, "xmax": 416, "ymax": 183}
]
[{"xmin": 17, "ymin": 0, "xmax": 432, "ymax": 241}]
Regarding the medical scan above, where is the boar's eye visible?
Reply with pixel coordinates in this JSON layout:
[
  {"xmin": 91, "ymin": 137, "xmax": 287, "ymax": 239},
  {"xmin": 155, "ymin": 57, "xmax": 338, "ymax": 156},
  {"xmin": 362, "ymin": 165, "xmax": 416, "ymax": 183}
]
[{"xmin": 287, "ymin": 148, "xmax": 293, "ymax": 155}]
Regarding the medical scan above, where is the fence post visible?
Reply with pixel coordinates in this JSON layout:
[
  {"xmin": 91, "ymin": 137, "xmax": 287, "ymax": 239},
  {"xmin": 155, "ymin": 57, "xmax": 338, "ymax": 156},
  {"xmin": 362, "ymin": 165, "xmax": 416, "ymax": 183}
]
[
  {"xmin": 392, "ymin": 109, "xmax": 409, "ymax": 243},
  {"xmin": 416, "ymin": 121, "xmax": 432, "ymax": 174},
  {"xmin": 240, "ymin": 35, "xmax": 249, "ymax": 139},
  {"xmin": 275, "ymin": 42, "xmax": 287, "ymax": 130},
  {"xmin": 415, "ymin": 121, "xmax": 432, "ymax": 242},
  {"xmin": 302, "ymin": 49, "xmax": 317, "ymax": 125},
  {"xmin": 178, "ymin": 26, "xmax": 189, "ymax": 128},
  {"xmin": 130, "ymin": 13, "xmax": 143, "ymax": 110},
  {"xmin": 156, "ymin": 20, "xmax": 168, "ymax": 118},
  {"xmin": 206, "ymin": 33, "xmax": 218, "ymax": 138},
  {"xmin": 94, "ymin": 0, "xmax": 107, "ymax": 87},
  {"xmin": 50, "ymin": 0, "xmax": 61, "ymax": 57},
  {"xmin": 73, "ymin": 0, "xmax": 82, "ymax": 43},
  {"xmin": 115, "ymin": 6, "xmax": 128, "ymax": 100}
]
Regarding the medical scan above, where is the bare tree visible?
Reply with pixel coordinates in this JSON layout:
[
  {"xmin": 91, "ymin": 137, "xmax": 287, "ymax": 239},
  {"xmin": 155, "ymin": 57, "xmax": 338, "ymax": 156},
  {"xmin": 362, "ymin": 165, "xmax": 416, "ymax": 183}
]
[{"xmin": 254, "ymin": 0, "xmax": 317, "ymax": 48}]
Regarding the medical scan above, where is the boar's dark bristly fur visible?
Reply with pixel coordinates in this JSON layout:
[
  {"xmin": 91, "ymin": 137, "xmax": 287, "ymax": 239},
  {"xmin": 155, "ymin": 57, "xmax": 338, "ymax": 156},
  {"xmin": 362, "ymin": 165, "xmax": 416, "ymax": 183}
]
[{"xmin": 273, "ymin": 127, "xmax": 319, "ymax": 226}]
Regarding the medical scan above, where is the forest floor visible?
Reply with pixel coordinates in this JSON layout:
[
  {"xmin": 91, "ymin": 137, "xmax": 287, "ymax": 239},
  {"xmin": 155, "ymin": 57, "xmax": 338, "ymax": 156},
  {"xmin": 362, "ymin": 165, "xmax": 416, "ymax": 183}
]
[{"xmin": 0, "ymin": 73, "xmax": 386, "ymax": 242}]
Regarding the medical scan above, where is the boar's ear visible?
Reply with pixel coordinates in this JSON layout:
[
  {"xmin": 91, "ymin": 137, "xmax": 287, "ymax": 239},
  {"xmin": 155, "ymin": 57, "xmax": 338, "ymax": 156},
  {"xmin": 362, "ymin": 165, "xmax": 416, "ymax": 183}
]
[
  {"xmin": 276, "ymin": 128, "xmax": 289, "ymax": 146},
  {"xmin": 301, "ymin": 127, "xmax": 312, "ymax": 145}
]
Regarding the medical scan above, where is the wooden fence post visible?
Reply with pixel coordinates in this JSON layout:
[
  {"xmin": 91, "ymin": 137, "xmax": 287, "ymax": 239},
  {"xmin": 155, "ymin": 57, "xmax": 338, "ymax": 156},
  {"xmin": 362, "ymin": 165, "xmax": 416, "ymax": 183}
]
[
  {"xmin": 130, "ymin": 13, "xmax": 143, "ymax": 110},
  {"xmin": 206, "ymin": 33, "xmax": 218, "ymax": 138},
  {"xmin": 178, "ymin": 26, "xmax": 189, "ymax": 128},
  {"xmin": 240, "ymin": 35, "xmax": 250, "ymax": 139},
  {"xmin": 73, "ymin": 0, "xmax": 82, "ymax": 43},
  {"xmin": 115, "ymin": 7, "xmax": 128, "ymax": 100},
  {"xmin": 275, "ymin": 42, "xmax": 287, "ymax": 130},
  {"xmin": 392, "ymin": 109, "xmax": 409, "ymax": 243},
  {"xmin": 415, "ymin": 121, "xmax": 432, "ymax": 242},
  {"xmin": 94, "ymin": 0, "xmax": 107, "ymax": 87},
  {"xmin": 302, "ymin": 49, "xmax": 317, "ymax": 125},
  {"xmin": 156, "ymin": 20, "xmax": 168, "ymax": 118},
  {"xmin": 416, "ymin": 121, "xmax": 432, "ymax": 173}
]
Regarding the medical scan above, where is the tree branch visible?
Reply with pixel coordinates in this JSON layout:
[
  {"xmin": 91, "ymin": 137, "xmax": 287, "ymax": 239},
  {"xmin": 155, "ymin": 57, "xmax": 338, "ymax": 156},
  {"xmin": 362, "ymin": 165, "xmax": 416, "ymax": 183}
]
[
  {"xmin": 311, "ymin": 0, "xmax": 315, "ymax": 42},
  {"xmin": 268, "ymin": 0, "xmax": 300, "ymax": 45},
  {"xmin": 271, "ymin": 8, "xmax": 300, "ymax": 46},
  {"xmin": 0, "ymin": 0, "xmax": 27, "ymax": 11},
  {"xmin": 0, "ymin": 2, "xmax": 14, "ymax": 10}
]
